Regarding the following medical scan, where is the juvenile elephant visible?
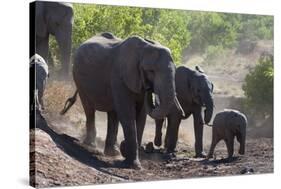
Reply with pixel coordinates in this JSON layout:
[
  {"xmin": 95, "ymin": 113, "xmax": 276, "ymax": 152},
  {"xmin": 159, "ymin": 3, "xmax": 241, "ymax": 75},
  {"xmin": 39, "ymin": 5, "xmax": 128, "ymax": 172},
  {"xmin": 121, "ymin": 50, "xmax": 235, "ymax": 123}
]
[
  {"xmin": 154, "ymin": 66, "xmax": 214, "ymax": 157},
  {"xmin": 30, "ymin": 54, "xmax": 49, "ymax": 111},
  {"xmin": 207, "ymin": 109, "xmax": 247, "ymax": 159},
  {"xmin": 61, "ymin": 33, "xmax": 183, "ymax": 169},
  {"xmin": 35, "ymin": 1, "xmax": 73, "ymax": 76}
]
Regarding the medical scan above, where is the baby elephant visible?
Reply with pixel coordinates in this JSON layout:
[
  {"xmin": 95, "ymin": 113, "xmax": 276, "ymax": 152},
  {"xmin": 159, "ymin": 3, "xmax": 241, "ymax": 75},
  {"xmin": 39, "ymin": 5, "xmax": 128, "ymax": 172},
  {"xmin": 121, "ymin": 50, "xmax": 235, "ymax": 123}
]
[{"xmin": 207, "ymin": 109, "xmax": 247, "ymax": 159}]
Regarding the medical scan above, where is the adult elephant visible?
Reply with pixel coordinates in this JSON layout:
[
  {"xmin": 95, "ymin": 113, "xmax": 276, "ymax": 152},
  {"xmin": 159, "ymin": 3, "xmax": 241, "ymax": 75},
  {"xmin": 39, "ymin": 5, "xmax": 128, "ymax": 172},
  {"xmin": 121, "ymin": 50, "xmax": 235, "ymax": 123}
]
[
  {"xmin": 61, "ymin": 32, "xmax": 183, "ymax": 169},
  {"xmin": 154, "ymin": 66, "xmax": 214, "ymax": 157},
  {"xmin": 35, "ymin": 1, "xmax": 73, "ymax": 76}
]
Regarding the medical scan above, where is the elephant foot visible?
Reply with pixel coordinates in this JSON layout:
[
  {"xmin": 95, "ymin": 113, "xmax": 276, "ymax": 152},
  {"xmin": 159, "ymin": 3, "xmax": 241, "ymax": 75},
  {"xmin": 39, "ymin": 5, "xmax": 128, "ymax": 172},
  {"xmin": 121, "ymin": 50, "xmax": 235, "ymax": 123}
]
[
  {"xmin": 81, "ymin": 140, "xmax": 104, "ymax": 155},
  {"xmin": 226, "ymin": 156, "xmax": 235, "ymax": 162},
  {"xmin": 145, "ymin": 142, "xmax": 154, "ymax": 153},
  {"xmin": 206, "ymin": 154, "xmax": 213, "ymax": 160},
  {"xmin": 154, "ymin": 137, "xmax": 162, "ymax": 147},
  {"xmin": 163, "ymin": 152, "xmax": 176, "ymax": 160},
  {"xmin": 194, "ymin": 152, "xmax": 207, "ymax": 158},
  {"xmin": 104, "ymin": 145, "xmax": 120, "ymax": 156},
  {"xmin": 121, "ymin": 159, "xmax": 142, "ymax": 170},
  {"xmin": 239, "ymin": 149, "xmax": 245, "ymax": 155},
  {"xmin": 120, "ymin": 140, "xmax": 127, "ymax": 158},
  {"xmin": 165, "ymin": 148, "xmax": 177, "ymax": 154}
]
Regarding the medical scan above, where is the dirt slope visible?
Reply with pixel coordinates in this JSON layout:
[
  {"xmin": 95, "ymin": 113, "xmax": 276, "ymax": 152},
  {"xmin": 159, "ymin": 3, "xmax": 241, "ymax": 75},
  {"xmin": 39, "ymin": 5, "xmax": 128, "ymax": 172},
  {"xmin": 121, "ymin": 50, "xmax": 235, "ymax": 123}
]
[{"xmin": 30, "ymin": 114, "xmax": 273, "ymax": 187}]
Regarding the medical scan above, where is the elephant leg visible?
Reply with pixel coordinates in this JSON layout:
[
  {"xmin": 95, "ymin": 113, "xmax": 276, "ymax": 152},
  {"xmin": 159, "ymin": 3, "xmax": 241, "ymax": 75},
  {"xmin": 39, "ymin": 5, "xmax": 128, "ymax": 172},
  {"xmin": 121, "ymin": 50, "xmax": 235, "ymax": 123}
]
[
  {"xmin": 164, "ymin": 114, "xmax": 181, "ymax": 153},
  {"xmin": 154, "ymin": 119, "xmax": 165, "ymax": 147},
  {"xmin": 136, "ymin": 102, "xmax": 147, "ymax": 147},
  {"xmin": 236, "ymin": 132, "xmax": 245, "ymax": 155},
  {"xmin": 112, "ymin": 82, "xmax": 141, "ymax": 169},
  {"xmin": 84, "ymin": 113, "xmax": 97, "ymax": 147},
  {"xmin": 78, "ymin": 90, "xmax": 97, "ymax": 148},
  {"xmin": 193, "ymin": 109, "xmax": 206, "ymax": 158},
  {"xmin": 104, "ymin": 111, "xmax": 120, "ymax": 156},
  {"xmin": 55, "ymin": 28, "xmax": 72, "ymax": 77},
  {"xmin": 207, "ymin": 133, "xmax": 220, "ymax": 159},
  {"xmin": 224, "ymin": 132, "xmax": 235, "ymax": 159}
]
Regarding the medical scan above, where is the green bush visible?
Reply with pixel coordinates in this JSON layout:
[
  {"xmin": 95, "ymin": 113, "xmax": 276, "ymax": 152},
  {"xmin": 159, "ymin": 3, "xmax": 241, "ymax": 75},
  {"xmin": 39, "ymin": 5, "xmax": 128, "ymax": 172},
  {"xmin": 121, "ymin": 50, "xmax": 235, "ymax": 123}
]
[{"xmin": 242, "ymin": 54, "xmax": 273, "ymax": 116}]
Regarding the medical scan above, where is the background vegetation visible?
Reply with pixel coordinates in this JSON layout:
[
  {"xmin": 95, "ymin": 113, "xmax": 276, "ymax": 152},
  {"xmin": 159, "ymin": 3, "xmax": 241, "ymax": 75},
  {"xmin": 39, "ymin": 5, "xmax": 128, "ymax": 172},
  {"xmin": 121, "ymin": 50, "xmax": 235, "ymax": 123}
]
[
  {"xmin": 49, "ymin": 4, "xmax": 273, "ymax": 65},
  {"xmin": 48, "ymin": 4, "xmax": 273, "ymax": 127},
  {"xmin": 242, "ymin": 54, "xmax": 273, "ymax": 120}
]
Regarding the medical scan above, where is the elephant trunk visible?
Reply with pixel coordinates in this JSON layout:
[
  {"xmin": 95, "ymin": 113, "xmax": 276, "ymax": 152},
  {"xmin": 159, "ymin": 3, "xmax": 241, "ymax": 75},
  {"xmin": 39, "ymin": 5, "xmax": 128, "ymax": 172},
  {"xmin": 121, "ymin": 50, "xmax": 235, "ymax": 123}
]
[
  {"xmin": 55, "ymin": 25, "xmax": 72, "ymax": 77},
  {"xmin": 203, "ymin": 92, "xmax": 214, "ymax": 124},
  {"xmin": 145, "ymin": 82, "xmax": 182, "ymax": 119}
]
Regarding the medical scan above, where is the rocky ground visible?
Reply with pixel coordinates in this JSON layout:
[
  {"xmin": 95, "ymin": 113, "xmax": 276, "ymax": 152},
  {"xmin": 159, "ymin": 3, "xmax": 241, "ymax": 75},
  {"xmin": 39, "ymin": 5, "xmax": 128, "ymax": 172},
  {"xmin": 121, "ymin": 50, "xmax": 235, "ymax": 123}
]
[{"xmin": 30, "ymin": 113, "xmax": 273, "ymax": 188}]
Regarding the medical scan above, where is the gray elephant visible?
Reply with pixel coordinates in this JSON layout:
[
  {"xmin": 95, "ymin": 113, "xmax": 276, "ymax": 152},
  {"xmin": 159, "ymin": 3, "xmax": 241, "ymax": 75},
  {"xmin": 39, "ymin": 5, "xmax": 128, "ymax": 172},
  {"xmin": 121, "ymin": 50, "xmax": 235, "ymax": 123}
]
[
  {"xmin": 154, "ymin": 66, "xmax": 214, "ymax": 157},
  {"xmin": 207, "ymin": 109, "xmax": 247, "ymax": 159},
  {"xmin": 30, "ymin": 54, "xmax": 48, "ymax": 111},
  {"xmin": 61, "ymin": 33, "xmax": 183, "ymax": 169},
  {"xmin": 35, "ymin": 1, "xmax": 73, "ymax": 76}
]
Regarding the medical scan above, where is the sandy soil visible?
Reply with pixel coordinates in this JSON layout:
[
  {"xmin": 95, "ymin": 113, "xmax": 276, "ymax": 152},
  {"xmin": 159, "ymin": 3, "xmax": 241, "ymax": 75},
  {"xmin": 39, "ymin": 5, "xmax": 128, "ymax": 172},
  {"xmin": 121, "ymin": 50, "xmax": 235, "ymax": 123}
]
[{"xmin": 30, "ymin": 112, "xmax": 273, "ymax": 188}]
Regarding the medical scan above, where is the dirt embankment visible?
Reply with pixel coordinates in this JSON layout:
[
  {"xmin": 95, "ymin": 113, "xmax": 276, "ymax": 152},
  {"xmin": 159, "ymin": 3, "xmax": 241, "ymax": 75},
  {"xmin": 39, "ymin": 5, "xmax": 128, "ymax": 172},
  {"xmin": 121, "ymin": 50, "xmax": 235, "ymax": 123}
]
[{"xmin": 30, "ymin": 112, "xmax": 273, "ymax": 187}]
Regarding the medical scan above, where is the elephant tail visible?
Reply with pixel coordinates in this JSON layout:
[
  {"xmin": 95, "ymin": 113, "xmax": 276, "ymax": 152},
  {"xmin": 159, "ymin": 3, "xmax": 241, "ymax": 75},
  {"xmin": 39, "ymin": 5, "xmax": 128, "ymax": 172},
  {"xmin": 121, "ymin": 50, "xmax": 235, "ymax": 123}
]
[{"xmin": 60, "ymin": 90, "xmax": 78, "ymax": 115}]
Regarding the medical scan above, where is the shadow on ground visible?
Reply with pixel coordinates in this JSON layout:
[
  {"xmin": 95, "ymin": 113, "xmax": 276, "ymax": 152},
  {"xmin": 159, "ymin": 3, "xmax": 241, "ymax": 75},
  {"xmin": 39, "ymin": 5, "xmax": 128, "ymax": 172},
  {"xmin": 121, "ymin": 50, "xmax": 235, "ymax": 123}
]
[{"xmin": 35, "ymin": 112, "xmax": 129, "ymax": 180}]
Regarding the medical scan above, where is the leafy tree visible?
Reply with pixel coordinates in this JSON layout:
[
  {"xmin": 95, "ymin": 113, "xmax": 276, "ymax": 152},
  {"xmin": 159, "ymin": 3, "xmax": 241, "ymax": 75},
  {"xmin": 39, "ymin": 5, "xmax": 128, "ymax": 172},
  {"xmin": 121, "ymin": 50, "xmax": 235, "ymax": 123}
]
[
  {"xmin": 48, "ymin": 4, "xmax": 274, "ymax": 70},
  {"xmin": 242, "ymin": 54, "xmax": 273, "ymax": 117}
]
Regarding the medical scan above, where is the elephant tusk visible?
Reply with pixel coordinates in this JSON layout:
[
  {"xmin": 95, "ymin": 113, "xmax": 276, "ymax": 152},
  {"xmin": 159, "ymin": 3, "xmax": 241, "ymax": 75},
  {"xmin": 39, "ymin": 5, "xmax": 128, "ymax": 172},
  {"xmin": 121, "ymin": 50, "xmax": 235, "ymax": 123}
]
[
  {"xmin": 174, "ymin": 97, "xmax": 185, "ymax": 118},
  {"xmin": 154, "ymin": 93, "xmax": 160, "ymax": 107}
]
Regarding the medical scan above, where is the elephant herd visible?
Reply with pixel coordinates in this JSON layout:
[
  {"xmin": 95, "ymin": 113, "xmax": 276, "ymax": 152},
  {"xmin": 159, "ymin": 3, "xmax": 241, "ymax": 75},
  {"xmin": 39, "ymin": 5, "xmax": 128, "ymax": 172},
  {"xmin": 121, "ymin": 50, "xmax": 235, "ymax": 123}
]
[{"xmin": 32, "ymin": 2, "xmax": 247, "ymax": 170}]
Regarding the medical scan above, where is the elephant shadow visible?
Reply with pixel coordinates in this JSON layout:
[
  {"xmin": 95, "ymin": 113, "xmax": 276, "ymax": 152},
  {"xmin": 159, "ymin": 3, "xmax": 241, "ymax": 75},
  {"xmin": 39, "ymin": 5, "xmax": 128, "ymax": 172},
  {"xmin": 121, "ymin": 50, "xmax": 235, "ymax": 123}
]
[
  {"xmin": 34, "ymin": 112, "xmax": 130, "ymax": 179},
  {"xmin": 200, "ymin": 156, "xmax": 240, "ymax": 165}
]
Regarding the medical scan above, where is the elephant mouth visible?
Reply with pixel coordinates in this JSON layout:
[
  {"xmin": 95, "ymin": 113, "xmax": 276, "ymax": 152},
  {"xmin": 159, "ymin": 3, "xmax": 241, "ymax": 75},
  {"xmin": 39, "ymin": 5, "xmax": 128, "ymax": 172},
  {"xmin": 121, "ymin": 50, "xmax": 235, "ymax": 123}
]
[{"xmin": 145, "ymin": 89, "xmax": 159, "ymax": 109}]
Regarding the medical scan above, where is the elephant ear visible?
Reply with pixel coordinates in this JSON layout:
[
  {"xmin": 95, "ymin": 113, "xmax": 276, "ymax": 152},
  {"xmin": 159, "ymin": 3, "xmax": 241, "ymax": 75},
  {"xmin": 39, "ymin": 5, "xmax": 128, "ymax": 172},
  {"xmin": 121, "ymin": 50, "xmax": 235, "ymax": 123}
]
[
  {"xmin": 35, "ymin": 2, "xmax": 48, "ymax": 37},
  {"xmin": 119, "ymin": 37, "xmax": 147, "ymax": 93},
  {"xmin": 188, "ymin": 73, "xmax": 198, "ymax": 98}
]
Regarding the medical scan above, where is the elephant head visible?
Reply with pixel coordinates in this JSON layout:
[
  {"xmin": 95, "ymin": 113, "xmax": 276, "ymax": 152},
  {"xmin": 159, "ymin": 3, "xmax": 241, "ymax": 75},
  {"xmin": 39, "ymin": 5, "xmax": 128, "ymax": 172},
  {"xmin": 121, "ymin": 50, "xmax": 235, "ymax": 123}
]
[
  {"xmin": 119, "ymin": 37, "xmax": 182, "ymax": 119},
  {"xmin": 189, "ymin": 68, "xmax": 214, "ymax": 124}
]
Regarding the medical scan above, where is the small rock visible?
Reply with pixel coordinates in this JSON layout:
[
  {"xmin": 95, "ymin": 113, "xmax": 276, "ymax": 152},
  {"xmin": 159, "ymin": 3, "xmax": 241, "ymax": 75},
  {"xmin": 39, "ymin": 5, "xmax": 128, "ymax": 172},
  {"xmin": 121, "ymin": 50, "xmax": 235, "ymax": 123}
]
[
  {"xmin": 165, "ymin": 163, "xmax": 174, "ymax": 169},
  {"xmin": 163, "ymin": 153, "xmax": 176, "ymax": 160},
  {"xmin": 248, "ymin": 168, "xmax": 254, "ymax": 173},
  {"xmin": 240, "ymin": 167, "xmax": 254, "ymax": 174}
]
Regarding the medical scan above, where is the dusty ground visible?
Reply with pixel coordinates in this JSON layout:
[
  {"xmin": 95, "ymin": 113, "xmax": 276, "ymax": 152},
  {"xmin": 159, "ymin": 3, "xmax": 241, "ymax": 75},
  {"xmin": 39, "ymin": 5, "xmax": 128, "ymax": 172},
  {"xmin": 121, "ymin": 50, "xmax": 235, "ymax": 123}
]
[{"xmin": 30, "ymin": 111, "xmax": 273, "ymax": 188}]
